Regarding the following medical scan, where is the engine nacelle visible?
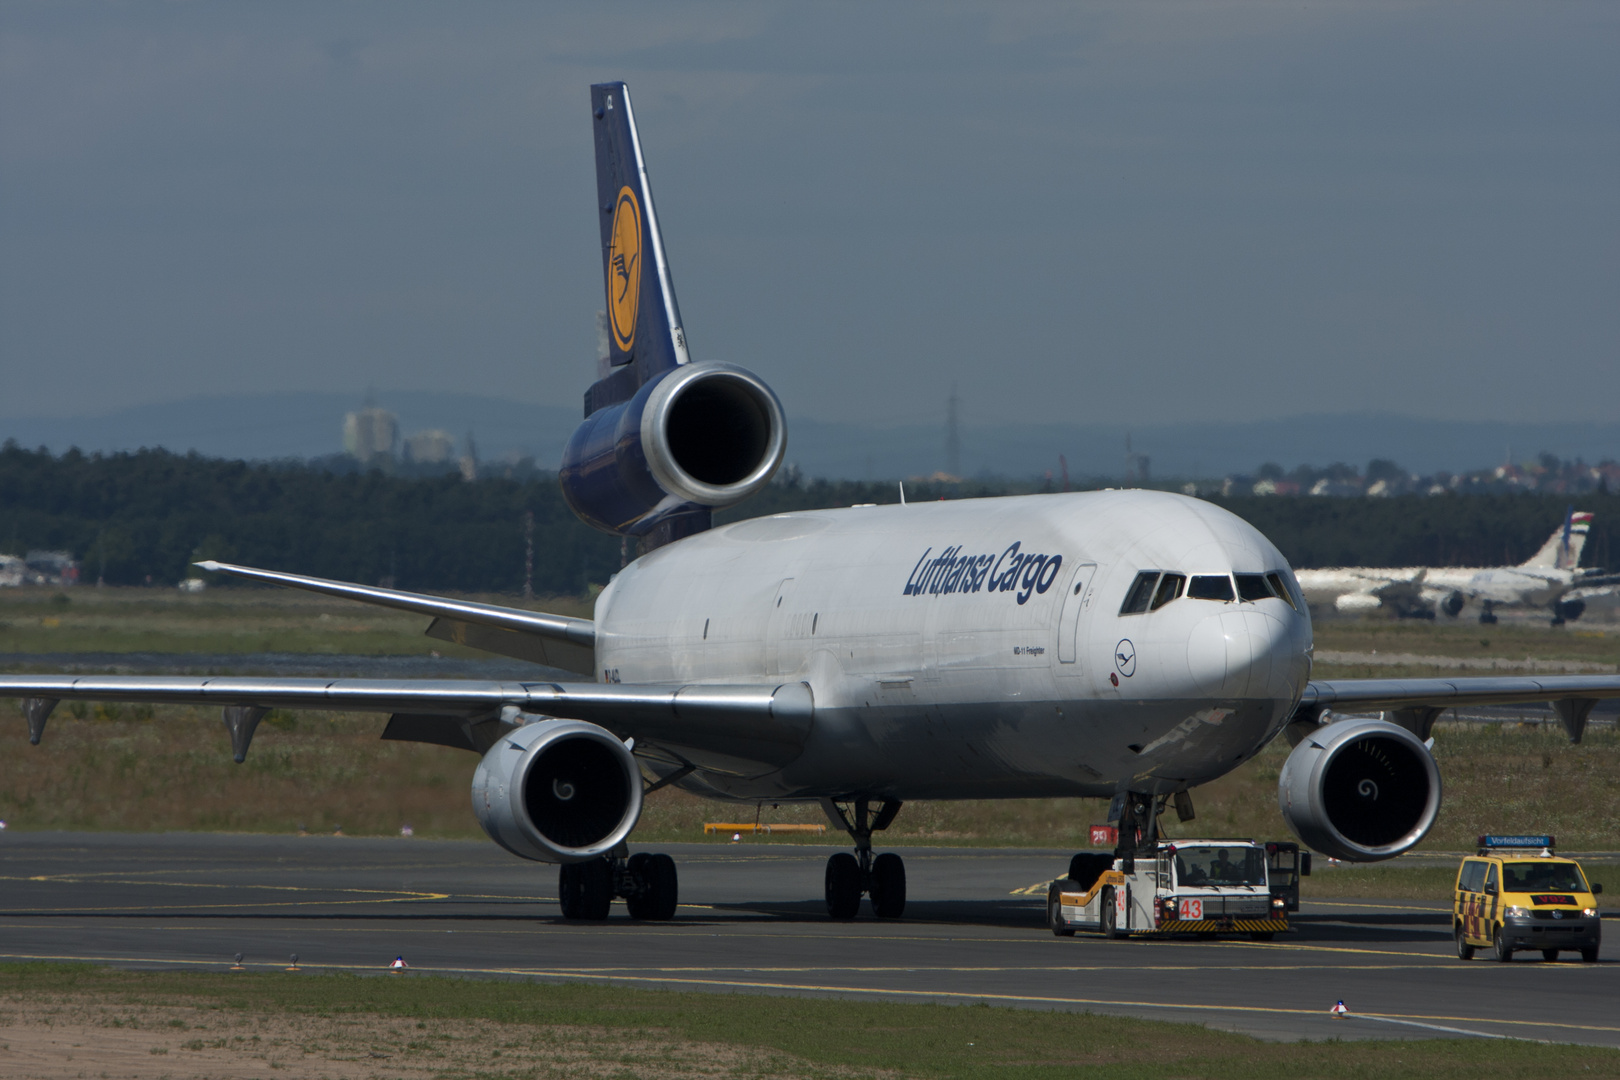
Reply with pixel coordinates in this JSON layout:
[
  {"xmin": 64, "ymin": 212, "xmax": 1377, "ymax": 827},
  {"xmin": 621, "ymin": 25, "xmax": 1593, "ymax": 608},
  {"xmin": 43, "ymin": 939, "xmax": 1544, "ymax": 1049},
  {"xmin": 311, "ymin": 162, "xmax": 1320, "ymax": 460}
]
[
  {"xmin": 560, "ymin": 362, "xmax": 786, "ymax": 535},
  {"xmin": 471, "ymin": 718, "xmax": 643, "ymax": 864},
  {"xmin": 1277, "ymin": 718, "xmax": 1441, "ymax": 862}
]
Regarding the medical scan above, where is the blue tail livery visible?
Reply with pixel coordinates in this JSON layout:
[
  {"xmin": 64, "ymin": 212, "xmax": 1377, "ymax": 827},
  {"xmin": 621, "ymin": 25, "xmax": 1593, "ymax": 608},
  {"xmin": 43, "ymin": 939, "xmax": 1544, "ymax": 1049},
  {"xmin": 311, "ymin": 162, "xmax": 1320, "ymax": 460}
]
[{"xmin": 561, "ymin": 82, "xmax": 786, "ymax": 546}]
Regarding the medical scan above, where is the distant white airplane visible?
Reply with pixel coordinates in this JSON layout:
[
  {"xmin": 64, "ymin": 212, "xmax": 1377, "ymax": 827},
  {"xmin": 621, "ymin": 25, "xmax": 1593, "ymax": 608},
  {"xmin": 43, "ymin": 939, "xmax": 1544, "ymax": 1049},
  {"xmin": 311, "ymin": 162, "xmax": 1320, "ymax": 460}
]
[
  {"xmin": 1296, "ymin": 510, "xmax": 1612, "ymax": 624},
  {"xmin": 3, "ymin": 83, "xmax": 1619, "ymax": 924}
]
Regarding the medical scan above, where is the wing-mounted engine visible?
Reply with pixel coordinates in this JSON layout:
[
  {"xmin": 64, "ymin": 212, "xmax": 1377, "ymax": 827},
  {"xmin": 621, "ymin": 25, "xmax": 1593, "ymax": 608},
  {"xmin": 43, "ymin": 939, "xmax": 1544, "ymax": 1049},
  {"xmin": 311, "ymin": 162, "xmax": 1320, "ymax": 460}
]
[
  {"xmin": 471, "ymin": 718, "xmax": 644, "ymax": 863},
  {"xmin": 560, "ymin": 361, "xmax": 786, "ymax": 536},
  {"xmin": 1277, "ymin": 718, "xmax": 1441, "ymax": 862}
]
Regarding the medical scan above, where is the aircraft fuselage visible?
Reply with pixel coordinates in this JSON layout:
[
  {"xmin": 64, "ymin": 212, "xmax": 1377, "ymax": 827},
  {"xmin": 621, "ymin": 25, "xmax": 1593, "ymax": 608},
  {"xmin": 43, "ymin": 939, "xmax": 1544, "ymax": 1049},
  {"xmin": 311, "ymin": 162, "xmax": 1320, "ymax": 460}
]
[{"xmin": 596, "ymin": 489, "xmax": 1314, "ymax": 802}]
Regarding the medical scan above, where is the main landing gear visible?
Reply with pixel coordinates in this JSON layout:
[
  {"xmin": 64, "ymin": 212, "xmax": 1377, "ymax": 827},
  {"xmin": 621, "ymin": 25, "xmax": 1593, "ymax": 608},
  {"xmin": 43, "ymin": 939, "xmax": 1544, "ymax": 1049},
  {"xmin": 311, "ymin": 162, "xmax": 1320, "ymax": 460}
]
[
  {"xmin": 1479, "ymin": 601, "xmax": 1498, "ymax": 625},
  {"xmin": 557, "ymin": 848, "xmax": 679, "ymax": 921},
  {"xmin": 821, "ymin": 797, "xmax": 906, "ymax": 919}
]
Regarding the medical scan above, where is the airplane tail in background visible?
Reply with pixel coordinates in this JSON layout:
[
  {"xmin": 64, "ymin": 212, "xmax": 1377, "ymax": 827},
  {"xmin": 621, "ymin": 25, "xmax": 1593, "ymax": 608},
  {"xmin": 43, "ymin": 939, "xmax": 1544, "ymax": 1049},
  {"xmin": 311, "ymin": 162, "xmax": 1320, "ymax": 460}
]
[
  {"xmin": 585, "ymin": 81, "xmax": 690, "ymax": 418},
  {"xmin": 1522, "ymin": 508, "xmax": 1593, "ymax": 571}
]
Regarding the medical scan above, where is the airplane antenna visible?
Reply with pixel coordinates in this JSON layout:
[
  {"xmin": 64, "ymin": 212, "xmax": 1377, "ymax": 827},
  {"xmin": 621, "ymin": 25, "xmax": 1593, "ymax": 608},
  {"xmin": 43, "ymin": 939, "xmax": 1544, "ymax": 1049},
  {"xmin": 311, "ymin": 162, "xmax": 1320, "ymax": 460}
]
[{"xmin": 898, "ymin": 482, "xmax": 906, "ymax": 506}]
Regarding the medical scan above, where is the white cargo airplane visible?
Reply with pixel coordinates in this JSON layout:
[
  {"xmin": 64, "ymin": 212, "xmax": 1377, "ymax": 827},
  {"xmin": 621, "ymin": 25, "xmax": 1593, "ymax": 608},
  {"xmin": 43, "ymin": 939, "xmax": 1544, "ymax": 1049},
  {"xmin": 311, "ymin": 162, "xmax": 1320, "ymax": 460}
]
[
  {"xmin": 1296, "ymin": 511, "xmax": 1611, "ymax": 624},
  {"xmin": 5, "ymin": 83, "xmax": 1619, "ymax": 922}
]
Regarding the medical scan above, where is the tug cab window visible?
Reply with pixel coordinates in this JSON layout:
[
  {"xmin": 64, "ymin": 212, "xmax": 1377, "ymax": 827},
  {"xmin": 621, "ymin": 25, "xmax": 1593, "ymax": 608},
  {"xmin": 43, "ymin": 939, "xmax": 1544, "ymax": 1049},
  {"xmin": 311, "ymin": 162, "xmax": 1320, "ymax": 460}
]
[
  {"xmin": 1120, "ymin": 572, "xmax": 1160, "ymax": 615},
  {"xmin": 1234, "ymin": 574, "xmax": 1272, "ymax": 602},
  {"xmin": 1151, "ymin": 573, "xmax": 1185, "ymax": 611},
  {"xmin": 1187, "ymin": 574, "xmax": 1235, "ymax": 602}
]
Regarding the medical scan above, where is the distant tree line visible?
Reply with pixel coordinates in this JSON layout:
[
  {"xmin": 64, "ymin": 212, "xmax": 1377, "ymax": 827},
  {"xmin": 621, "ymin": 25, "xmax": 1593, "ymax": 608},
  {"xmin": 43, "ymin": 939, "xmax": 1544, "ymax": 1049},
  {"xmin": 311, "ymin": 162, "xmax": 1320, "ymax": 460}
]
[
  {"xmin": 1, "ymin": 442, "xmax": 1615, "ymax": 594},
  {"xmin": 0, "ymin": 443, "xmax": 617, "ymax": 594}
]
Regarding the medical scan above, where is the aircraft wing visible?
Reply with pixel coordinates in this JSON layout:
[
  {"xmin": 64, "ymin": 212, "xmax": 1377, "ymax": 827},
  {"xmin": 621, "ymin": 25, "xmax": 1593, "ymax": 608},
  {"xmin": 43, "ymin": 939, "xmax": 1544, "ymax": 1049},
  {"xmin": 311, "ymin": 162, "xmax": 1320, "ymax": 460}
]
[
  {"xmin": 1303, "ymin": 674, "xmax": 1620, "ymax": 712},
  {"xmin": 0, "ymin": 675, "xmax": 813, "ymax": 769},
  {"xmin": 1299, "ymin": 674, "xmax": 1620, "ymax": 741},
  {"xmin": 195, "ymin": 561, "xmax": 596, "ymax": 675}
]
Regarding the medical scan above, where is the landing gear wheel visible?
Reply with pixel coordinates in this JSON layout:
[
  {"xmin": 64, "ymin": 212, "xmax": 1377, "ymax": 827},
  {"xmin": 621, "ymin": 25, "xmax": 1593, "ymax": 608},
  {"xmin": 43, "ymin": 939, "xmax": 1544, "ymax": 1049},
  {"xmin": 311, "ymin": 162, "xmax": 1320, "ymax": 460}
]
[
  {"xmin": 625, "ymin": 852, "xmax": 679, "ymax": 921},
  {"xmin": 1542, "ymin": 948, "xmax": 1559, "ymax": 962},
  {"xmin": 1493, "ymin": 924, "xmax": 1513, "ymax": 962},
  {"xmin": 1581, "ymin": 946, "xmax": 1599, "ymax": 963},
  {"xmin": 1048, "ymin": 882, "xmax": 1075, "ymax": 937},
  {"xmin": 559, "ymin": 858, "xmax": 613, "ymax": 920},
  {"xmin": 870, "ymin": 852, "xmax": 906, "ymax": 919},
  {"xmin": 623, "ymin": 852, "xmax": 650, "ymax": 918},
  {"xmin": 825, "ymin": 852, "xmax": 861, "ymax": 920},
  {"xmin": 1100, "ymin": 887, "xmax": 1124, "ymax": 940},
  {"xmin": 1455, "ymin": 924, "xmax": 1474, "ymax": 960}
]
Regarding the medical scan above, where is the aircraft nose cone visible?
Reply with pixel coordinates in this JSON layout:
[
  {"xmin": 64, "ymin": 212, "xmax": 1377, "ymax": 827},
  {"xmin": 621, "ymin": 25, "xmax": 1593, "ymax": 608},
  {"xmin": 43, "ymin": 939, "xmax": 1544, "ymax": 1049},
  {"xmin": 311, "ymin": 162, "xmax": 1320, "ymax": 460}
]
[{"xmin": 1187, "ymin": 609, "xmax": 1302, "ymax": 699}]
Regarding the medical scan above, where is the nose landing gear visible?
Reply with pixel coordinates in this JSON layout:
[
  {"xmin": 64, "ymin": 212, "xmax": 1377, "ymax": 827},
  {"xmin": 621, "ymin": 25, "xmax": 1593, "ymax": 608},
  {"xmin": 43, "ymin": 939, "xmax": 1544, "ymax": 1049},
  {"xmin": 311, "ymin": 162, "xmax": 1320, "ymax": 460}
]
[{"xmin": 820, "ymin": 797, "xmax": 906, "ymax": 919}]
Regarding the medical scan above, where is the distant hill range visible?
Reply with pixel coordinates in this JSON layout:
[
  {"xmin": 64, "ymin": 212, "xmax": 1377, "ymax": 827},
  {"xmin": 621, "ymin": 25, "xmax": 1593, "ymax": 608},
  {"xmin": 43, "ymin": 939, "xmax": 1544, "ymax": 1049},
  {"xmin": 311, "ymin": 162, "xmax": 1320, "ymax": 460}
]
[{"xmin": 1, "ymin": 391, "xmax": 1615, "ymax": 480}]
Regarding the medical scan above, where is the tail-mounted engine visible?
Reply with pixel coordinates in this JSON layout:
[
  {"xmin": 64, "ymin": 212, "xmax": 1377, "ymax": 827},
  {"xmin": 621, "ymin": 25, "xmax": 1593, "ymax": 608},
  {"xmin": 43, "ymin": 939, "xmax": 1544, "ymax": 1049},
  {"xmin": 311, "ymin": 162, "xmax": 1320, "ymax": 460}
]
[
  {"xmin": 471, "ymin": 718, "xmax": 644, "ymax": 863},
  {"xmin": 1277, "ymin": 718, "xmax": 1441, "ymax": 862},
  {"xmin": 560, "ymin": 361, "xmax": 786, "ymax": 536}
]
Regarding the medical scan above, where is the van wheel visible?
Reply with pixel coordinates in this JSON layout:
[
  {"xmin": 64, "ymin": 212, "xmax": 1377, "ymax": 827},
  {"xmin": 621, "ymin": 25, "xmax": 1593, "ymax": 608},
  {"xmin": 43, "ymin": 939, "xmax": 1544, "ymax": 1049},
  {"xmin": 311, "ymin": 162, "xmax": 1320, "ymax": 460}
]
[
  {"xmin": 1542, "ymin": 949, "xmax": 1559, "ymax": 962},
  {"xmin": 1454, "ymin": 924, "xmax": 1474, "ymax": 961},
  {"xmin": 1581, "ymin": 946, "xmax": 1599, "ymax": 963},
  {"xmin": 1493, "ymin": 925, "xmax": 1513, "ymax": 962}
]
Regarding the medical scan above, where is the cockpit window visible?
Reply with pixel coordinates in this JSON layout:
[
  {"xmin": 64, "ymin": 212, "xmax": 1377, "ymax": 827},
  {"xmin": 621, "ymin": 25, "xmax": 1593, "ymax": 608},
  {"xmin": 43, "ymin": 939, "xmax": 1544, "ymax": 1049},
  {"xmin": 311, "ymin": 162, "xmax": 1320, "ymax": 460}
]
[
  {"xmin": 1266, "ymin": 572, "xmax": 1298, "ymax": 611},
  {"xmin": 1151, "ymin": 573, "xmax": 1185, "ymax": 611},
  {"xmin": 1120, "ymin": 572, "xmax": 1159, "ymax": 615},
  {"xmin": 1234, "ymin": 574, "xmax": 1272, "ymax": 602},
  {"xmin": 1187, "ymin": 574, "xmax": 1235, "ymax": 602}
]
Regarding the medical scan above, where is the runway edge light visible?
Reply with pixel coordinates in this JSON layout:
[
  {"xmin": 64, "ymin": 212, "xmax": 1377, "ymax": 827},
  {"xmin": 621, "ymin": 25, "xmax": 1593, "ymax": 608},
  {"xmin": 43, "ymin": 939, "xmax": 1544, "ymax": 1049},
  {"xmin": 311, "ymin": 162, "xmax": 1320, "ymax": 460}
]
[
  {"xmin": 390, "ymin": 956, "xmax": 408, "ymax": 972},
  {"xmin": 1331, "ymin": 1001, "xmax": 1348, "ymax": 1016}
]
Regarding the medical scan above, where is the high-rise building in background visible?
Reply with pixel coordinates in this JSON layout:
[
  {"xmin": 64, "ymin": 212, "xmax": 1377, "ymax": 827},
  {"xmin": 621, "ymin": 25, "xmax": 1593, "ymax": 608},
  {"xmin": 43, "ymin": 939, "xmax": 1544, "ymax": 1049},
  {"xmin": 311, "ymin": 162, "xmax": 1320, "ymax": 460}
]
[
  {"xmin": 343, "ymin": 407, "xmax": 398, "ymax": 464},
  {"xmin": 1125, "ymin": 433, "xmax": 1151, "ymax": 485},
  {"xmin": 403, "ymin": 429, "xmax": 455, "ymax": 464}
]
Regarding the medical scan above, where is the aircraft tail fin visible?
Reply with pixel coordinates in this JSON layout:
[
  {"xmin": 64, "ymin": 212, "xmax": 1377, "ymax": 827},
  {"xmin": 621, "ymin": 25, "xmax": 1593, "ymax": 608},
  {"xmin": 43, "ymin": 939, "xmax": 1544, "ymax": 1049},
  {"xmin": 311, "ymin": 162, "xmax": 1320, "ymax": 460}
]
[
  {"xmin": 585, "ymin": 81, "xmax": 689, "ymax": 417},
  {"xmin": 1521, "ymin": 508, "xmax": 1593, "ymax": 570}
]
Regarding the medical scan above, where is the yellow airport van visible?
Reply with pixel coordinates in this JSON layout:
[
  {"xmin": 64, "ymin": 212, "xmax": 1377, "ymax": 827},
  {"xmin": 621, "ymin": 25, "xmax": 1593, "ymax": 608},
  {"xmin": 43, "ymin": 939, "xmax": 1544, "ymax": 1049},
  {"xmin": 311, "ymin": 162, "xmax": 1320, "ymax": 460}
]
[{"xmin": 1454, "ymin": 835, "xmax": 1603, "ymax": 963}]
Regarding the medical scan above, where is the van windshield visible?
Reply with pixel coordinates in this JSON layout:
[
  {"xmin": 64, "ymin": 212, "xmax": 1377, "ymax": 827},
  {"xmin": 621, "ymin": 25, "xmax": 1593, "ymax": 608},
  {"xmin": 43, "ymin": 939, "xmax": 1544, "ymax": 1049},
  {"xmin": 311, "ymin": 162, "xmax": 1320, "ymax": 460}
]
[
  {"xmin": 1174, "ymin": 847, "xmax": 1267, "ymax": 888},
  {"xmin": 1503, "ymin": 862, "xmax": 1588, "ymax": 893}
]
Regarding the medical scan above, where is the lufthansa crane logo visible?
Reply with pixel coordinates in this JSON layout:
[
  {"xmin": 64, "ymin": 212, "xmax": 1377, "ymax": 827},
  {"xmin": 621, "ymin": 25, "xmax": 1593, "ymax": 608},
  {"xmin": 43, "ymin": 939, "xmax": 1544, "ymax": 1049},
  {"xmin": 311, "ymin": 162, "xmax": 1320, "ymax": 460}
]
[
  {"xmin": 1114, "ymin": 639, "xmax": 1136, "ymax": 678},
  {"xmin": 608, "ymin": 186, "xmax": 641, "ymax": 352}
]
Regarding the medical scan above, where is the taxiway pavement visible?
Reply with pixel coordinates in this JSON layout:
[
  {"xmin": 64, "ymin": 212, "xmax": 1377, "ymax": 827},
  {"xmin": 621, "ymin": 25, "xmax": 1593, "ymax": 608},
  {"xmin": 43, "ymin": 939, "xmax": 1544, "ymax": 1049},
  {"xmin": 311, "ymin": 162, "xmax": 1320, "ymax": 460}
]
[{"xmin": 2, "ymin": 832, "xmax": 1616, "ymax": 1046}]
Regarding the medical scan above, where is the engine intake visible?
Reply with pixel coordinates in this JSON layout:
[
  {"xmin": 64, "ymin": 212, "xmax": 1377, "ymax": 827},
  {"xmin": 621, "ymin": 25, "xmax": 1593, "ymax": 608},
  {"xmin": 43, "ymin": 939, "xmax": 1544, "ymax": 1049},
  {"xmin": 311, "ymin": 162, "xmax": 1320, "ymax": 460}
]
[
  {"xmin": 1277, "ymin": 718, "xmax": 1441, "ymax": 862},
  {"xmin": 560, "ymin": 362, "xmax": 786, "ymax": 535},
  {"xmin": 471, "ymin": 718, "xmax": 643, "ymax": 863}
]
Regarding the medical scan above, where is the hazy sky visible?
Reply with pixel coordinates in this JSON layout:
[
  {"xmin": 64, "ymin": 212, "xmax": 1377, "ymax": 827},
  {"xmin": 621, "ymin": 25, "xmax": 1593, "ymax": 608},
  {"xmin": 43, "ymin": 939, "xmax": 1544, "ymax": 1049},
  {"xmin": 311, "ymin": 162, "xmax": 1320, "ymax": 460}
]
[{"xmin": 2, "ymin": 2, "xmax": 1615, "ymax": 428}]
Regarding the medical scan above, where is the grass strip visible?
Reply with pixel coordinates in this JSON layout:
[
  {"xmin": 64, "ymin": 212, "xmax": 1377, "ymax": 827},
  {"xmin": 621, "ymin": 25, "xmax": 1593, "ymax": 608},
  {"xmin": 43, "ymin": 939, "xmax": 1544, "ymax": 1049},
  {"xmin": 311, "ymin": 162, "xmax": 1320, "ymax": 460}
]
[{"xmin": 2, "ymin": 963, "xmax": 1618, "ymax": 1079}]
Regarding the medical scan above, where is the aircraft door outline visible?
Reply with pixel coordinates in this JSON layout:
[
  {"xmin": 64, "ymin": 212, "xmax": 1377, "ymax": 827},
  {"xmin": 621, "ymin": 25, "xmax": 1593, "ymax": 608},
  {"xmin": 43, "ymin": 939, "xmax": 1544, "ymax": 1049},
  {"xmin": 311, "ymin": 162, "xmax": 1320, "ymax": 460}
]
[{"xmin": 1058, "ymin": 562, "xmax": 1098, "ymax": 665}]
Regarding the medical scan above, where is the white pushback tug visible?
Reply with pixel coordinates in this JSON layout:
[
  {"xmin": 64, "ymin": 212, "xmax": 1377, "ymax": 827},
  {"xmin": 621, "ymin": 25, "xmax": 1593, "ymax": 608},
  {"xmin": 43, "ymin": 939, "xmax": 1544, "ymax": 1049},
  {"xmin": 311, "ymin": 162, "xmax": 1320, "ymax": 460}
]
[{"xmin": 1048, "ymin": 836, "xmax": 1307, "ymax": 941}]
